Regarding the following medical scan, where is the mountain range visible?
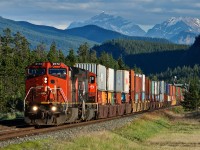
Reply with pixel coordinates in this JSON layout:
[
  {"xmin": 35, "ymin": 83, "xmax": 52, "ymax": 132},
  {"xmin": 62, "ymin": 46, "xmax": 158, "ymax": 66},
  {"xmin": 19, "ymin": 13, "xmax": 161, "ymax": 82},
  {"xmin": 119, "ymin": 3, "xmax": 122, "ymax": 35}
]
[
  {"xmin": 0, "ymin": 16, "xmax": 170, "ymax": 55},
  {"xmin": 68, "ymin": 13, "xmax": 200, "ymax": 44},
  {"xmin": 0, "ymin": 16, "xmax": 97, "ymax": 54}
]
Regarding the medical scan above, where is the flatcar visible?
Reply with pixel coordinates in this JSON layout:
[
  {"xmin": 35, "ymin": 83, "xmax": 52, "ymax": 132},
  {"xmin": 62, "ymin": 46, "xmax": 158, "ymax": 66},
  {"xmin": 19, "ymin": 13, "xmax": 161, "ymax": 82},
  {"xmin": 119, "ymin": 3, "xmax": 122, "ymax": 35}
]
[{"xmin": 24, "ymin": 62, "xmax": 184, "ymax": 125}]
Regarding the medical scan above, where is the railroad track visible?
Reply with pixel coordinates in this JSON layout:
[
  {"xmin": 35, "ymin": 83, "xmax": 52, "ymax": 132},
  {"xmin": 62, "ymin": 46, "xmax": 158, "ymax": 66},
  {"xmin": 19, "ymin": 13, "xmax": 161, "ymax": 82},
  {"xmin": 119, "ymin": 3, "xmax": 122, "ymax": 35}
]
[{"xmin": 0, "ymin": 106, "xmax": 175, "ymax": 142}]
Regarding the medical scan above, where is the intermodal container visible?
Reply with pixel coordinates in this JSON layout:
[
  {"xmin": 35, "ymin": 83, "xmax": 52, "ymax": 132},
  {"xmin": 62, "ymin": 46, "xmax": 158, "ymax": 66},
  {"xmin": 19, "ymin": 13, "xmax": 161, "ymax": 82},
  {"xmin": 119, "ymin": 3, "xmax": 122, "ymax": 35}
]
[
  {"xmin": 97, "ymin": 91, "xmax": 107, "ymax": 105},
  {"xmin": 126, "ymin": 93, "xmax": 130, "ymax": 103},
  {"xmin": 151, "ymin": 81, "xmax": 155, "ymax": 94},
  {"xmin": 165, "ymin": 83, "xmax": 170, "ymax": 95},
  {"xmin": 111, "ymin": 93, "xmax": 115, "ymax": 104},
  {"xmin": 173, "ymin": 85, "xmax": 176, "ymax": 100},
  {"xmin": 169, "ymin": 84, "xmax": 173, "ymax": 96},
  {"xmin": 75, "ymin": 63, "xmax": 106, "ymax": 91},
  {"xmin": 97, "ymin": 91, "xmax": 102, "ymax": 104},
  {"xmin": 145, "ymin": 77, "xmax": 150, "ymax": 100},
  {"xmin": 135, "ymin": 74, "xmax": 142, "ymax": 102},
  {"xmin": 130, "ymin": 91, "xmax": 134, "ymax": 101},
  {"xmin": 142, "ymin": 74, "xmax": 145, "ymax": 92},
  {"xmin": 123, "ymin": 70, "xmax": 130, "ymax": 93},
  {"xmin": 149, "ymin": 79, "xmax": 152, "ymax": 100},
  {"xmin": 115, "ymin": 92, "xmax": 122, "ymax": 104},
  {"xmin": 121, "ymin": 93, "xmax": 126, "ymax": 103},
  {"xmin": 135, "ymin": 74, "xmax": 142, "ymax": 92},
  {"xmin": 141, "ymin": 92, "xmax": 145, "ymax": 101},
  {"xmin": 115, "ymin": 70, "xmax": 123, "ymax": 92},
  {"xmin": 135, "ymin": 93, "xmax": 139, "ymax": 103},
  {"xmin": 108, "ymin": 92, "xmax": 115, "ymax": 104},
  {"xmin": 159, "ymin": 81, "xmax": 164, "ymax": 102},
  {"xmin": 151, "ymin": 81, "xmax": 155, "ymax": 101},
  {"xmin": 130, "ymin": 70, "xmax": 135, "ymax": 91},
  {"xmin": 107, "ymin": 68, "xmax": 115, "ymax": 91}
]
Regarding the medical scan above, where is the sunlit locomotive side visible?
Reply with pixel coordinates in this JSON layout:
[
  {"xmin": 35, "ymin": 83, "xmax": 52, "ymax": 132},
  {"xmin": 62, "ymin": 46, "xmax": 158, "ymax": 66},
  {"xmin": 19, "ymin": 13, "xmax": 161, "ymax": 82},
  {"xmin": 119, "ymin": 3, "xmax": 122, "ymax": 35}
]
[{"xmin": 24, "ymin": 62, "xmax": 98, "ymax": 125}]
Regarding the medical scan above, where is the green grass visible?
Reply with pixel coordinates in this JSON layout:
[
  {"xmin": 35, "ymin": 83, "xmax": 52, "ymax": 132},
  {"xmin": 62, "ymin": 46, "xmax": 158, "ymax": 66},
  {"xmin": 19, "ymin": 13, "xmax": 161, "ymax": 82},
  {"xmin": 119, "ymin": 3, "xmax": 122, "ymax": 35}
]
[
  {"xmin": 0, "ymin": 139, "xmax": 51, "ymax": 150},
  {"xmin": 114, "ymin": 115, "xmax": 171, "ymax": 142},
  {"xmin": 171, "ymin": 106, "xmax": 185, "ymax": 114}
]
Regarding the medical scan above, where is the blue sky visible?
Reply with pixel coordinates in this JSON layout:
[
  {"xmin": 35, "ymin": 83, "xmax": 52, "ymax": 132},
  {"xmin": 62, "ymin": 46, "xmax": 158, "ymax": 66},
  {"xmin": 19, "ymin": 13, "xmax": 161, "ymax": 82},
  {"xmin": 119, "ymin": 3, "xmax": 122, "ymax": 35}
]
[{"xmin": 0, "ymin": 0, "xmax": 200, "ymax": 31}]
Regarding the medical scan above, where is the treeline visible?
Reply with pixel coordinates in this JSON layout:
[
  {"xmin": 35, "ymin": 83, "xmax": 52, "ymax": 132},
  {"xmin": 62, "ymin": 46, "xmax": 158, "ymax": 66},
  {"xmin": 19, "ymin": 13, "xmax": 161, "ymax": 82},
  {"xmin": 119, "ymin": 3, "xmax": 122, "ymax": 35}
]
[
  {"xmin": 93, "ymin": 39, "xmax": 188, "ymax": 59},
  {"xmin": 150, "ymin": 65, "xmax": 200, "ymax": 84},
  {"xmin": 0, "ymin": 28, "xmax": 129, "ymax": 113}
]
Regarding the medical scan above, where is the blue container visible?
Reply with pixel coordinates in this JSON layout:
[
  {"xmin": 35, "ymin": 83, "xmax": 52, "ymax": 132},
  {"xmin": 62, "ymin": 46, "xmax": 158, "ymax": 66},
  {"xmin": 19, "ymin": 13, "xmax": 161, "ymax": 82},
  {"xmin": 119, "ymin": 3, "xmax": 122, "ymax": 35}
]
[
  {"xmin": 142, "ymin": 92, "xmax": 145, "ymax": 102},
  {"xmin": 121, "ymin": 93, "xmax": 126, "ymax": 103},
  {"xmin": 135, "ymin": 93, "xmax": 139, "ymax": 103},
  {"xmin": 165, "ymin": 84, "xmax": 170, "ymax": 95}
]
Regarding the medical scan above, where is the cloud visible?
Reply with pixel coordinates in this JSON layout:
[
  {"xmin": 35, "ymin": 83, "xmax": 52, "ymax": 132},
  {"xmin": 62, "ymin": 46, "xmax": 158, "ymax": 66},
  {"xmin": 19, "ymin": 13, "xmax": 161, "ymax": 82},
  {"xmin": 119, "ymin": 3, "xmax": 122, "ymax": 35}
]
[{"xmin": 0, "ymin": 0, "xmax": 199, "ymax": 28}]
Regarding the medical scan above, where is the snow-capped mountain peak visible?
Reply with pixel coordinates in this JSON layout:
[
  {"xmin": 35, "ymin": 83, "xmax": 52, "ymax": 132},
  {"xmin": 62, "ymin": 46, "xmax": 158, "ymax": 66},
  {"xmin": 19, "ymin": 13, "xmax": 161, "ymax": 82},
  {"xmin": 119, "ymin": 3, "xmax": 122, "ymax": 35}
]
[
  {"xmin": 67, "ymin": 12, "xmax": 146, "ymax": 36},
  {"xmin": 146, "ymin": 17, "xmax": 200, "ymax": 44},
  {"xmin": 165, "ymin": 17, "xmax": 200, "ymax": 30}
]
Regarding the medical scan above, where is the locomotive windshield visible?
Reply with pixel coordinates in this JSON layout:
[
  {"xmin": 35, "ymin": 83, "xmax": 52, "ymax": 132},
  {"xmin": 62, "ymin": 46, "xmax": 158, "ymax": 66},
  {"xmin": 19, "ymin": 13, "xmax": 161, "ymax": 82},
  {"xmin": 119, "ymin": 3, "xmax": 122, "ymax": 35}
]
[
  {"xmin": 49, "ymin": 68, "xmax": 66, "ymax": 79},
  {"xmin": 27, "ymin": 68, "xmax": 46, "ymax": 78}
]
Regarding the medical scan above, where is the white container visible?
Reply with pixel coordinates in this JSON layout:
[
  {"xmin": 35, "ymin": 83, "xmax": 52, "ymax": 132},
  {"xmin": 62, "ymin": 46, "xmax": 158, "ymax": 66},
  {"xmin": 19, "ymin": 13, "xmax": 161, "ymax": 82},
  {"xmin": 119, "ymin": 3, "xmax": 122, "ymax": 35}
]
[
  {"xmin": 160, "ymin": 81, "xmax": 165, "ymax": 94},
  {"xmin": 123, "ymin": 70, "xmax": 130, "ymax": 93},
  {"xmin": 107, "ymin": 68, "xmax": 115, "ymax": 91},
  {"xmin": 75, "ymin": 63, "xmax": 106, "ymax": 91},
  {"xmin": 142, "ymin": 74, "xmax": 145, "ymax": 92},
  {"xmin": 115, "ymin": 70, "xmax": 123, "ymax": 92},
  {"xmin": 157, "ymin": 81, "xmax": 160, "ymax": 95},
  {"xmin": 154, "ymin": 81, "xmax": 158, "ymax": 95},
  {"xmin": 151, "ymin": 81, "xmax": 155, "ymax": 95}
]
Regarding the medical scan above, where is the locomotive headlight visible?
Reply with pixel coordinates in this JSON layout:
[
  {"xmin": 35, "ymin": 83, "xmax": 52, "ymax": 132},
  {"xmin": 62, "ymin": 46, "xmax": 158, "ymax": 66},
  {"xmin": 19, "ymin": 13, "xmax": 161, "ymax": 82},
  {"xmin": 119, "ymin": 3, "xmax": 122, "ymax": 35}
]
[
  {"xmin": 44, "ymin": 77, "xmax": 48, "ymax": 83},
  {"xmin": 51, "ymin": 106, "xmax": 57, "ymax": 112},
  {"xmin": 32, "ymin": 106, "xmax": 38, "ymax": 111}
]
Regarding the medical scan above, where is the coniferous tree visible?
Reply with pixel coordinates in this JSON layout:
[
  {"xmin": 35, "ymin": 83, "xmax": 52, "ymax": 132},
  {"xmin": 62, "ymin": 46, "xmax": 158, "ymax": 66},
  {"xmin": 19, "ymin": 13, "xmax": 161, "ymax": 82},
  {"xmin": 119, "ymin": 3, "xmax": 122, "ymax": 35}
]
[
  {"xmin": 182, "ymin": 77, "xmax": 200, "ymax": 111},
  {"xmin": 32, "ymin": 42, "xmax": 47, "ymax": 62},
  {"xmin": 117, "ymin": 55, "xmax": 126, "ymax": 69},
  {"xmin": 65, "ymin": 48, "xmax": 77, "ymax": 66},
  {"xmin": 77, "ymin": 42, "xmax": 89, "ymax": 62},
  {"xmin": 47, "ymin": 42, "xmax": 59, "ymax": 62}
]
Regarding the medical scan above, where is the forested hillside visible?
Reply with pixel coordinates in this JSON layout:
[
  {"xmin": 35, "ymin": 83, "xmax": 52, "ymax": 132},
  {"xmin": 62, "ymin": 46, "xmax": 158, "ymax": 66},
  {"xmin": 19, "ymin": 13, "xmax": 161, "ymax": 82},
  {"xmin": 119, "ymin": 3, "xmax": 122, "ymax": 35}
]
[
  {"xmin": 92, "ymin": 38, "xmax": 200, "ymax": 74},
  {"xmin": 93, "ymin": 39, "xmax": 188, "ymax": 58}
]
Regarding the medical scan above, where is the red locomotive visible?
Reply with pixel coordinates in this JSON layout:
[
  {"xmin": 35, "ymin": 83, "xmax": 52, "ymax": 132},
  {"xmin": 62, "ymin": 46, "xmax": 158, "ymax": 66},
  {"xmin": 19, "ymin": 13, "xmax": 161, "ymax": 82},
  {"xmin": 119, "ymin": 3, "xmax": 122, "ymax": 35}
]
[
  {"xmin": 24, "ymin": 62, "xmax": 97, "ymax": 125},
  {"xmin": 24, "ymin": 62, "xmax": 184, "ymax": 125}
]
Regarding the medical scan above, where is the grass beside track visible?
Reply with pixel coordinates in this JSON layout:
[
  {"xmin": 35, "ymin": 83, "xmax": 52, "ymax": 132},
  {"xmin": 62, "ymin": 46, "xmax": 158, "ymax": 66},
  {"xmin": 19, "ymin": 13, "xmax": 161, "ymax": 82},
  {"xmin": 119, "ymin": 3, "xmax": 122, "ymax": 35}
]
[{"xmin": 1, "ymin": 106, "xmax": 200, "ymax": 150}]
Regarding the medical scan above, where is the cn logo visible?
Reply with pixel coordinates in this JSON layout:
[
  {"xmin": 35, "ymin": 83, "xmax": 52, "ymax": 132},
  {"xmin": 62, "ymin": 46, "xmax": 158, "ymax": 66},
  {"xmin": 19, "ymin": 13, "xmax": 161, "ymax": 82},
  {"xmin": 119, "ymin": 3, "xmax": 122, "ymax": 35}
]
[{"xmin": 90, "ymin": 85, "xmax": 95, "ymax": 89}]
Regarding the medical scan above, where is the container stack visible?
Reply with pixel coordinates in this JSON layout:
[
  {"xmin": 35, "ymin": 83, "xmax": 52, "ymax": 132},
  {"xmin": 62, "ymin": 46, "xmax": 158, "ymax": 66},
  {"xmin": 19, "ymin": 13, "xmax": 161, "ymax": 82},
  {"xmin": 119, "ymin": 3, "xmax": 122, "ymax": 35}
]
[
  {"xmin": 159, "ymin": 81, "xmax": 165, "ymax": 102},
  {"xmin": 135, "ymin": 74, "xmax": 142, "ymax": 103},
  {"xmin": 151, "ymin": 81, "xmax": 155, "ymax": 102},
  {"xmin": 115, "ymin": 70, "xmax": 130, "ymax": 103},
  {"xmin": 115, "ymin": 70, "xmax": 123, "ymax": 104},
  {"xmin": 145, "ymin": 77, "xmax": 150, "ymax": 101},
  {"xmin": 129, "ymin": 70, "xmax": 135, "ymax": 102},
  {"xmin": 107, "ymin": 68, "xmax": 115, "ymax": 104},
  {"xmin": 141, "ymin": 74, "xmax": 145, "ymax": 102},
  {"xmin": 155, "ymin": 81, "xmax": 158, "ymax": 101}
]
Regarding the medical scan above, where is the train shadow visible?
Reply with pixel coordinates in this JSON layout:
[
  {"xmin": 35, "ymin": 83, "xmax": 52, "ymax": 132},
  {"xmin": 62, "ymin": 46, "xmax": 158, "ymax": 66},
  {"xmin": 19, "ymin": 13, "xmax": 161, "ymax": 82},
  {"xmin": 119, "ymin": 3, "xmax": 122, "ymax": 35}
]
[{"xmin": 0, "ymin": 118, "xmax": 29, "ymax": 128}]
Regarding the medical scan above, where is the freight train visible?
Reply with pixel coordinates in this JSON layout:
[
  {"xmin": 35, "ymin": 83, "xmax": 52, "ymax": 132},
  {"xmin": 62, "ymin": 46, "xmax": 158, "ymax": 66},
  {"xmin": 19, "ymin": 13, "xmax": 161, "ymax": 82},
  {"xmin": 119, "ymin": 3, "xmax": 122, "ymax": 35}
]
[{"xmin": 24, "ymin": 62, "xmax": 184, "ymax": 125}]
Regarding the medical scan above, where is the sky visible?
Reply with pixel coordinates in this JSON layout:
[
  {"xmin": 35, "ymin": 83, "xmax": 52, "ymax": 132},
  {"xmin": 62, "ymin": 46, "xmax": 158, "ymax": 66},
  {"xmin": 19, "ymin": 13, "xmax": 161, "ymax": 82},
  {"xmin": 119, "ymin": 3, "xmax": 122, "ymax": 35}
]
[{"xmin": 0, "ymin": 0, "xmax": 200, "ymax": 31}]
